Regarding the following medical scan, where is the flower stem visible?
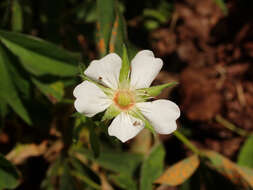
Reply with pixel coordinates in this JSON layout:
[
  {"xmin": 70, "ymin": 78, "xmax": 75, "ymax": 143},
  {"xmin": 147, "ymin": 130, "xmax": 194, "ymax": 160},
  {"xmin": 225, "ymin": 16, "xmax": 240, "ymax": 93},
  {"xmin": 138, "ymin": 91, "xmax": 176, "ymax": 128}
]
[
  {"xmin": 173, "ymin": 131, "xmax": 201, "ymax": 156},
  {"xmin": 215, "ymin": 115, "xmax": 248, "ymax": 137}
]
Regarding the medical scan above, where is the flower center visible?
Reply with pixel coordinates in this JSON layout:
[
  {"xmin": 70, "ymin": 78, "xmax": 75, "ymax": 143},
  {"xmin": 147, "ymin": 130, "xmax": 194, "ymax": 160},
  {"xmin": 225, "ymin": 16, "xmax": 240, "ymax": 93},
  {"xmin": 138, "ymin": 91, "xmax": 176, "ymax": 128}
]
[{"xmin": 113, "ymin": 90, "xmax": 135, "ymax": 110}]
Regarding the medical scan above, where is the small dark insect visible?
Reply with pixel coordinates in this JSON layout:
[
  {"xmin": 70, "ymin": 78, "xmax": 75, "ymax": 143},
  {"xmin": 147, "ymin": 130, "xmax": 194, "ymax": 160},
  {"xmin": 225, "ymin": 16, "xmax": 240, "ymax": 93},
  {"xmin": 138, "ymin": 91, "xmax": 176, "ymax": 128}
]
[
  {"xmin": 133, "ymin": 121, "xmax": 140, "ymax": 126},
  {"xmin": 98, "ymin": 76, "xmax": 103, "ymax": 80}
]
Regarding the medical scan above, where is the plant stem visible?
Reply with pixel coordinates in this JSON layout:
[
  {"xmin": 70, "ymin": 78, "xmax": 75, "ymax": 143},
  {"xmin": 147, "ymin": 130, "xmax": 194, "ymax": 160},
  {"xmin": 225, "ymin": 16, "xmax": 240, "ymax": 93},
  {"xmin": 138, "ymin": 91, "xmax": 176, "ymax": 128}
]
[
  {"xmin": 215, "ymin": 115, "xmax": 248, "ymax": 137},
  {"xmin": 173, "ymin": 131, "xmax": 201, "ymax": 156}
]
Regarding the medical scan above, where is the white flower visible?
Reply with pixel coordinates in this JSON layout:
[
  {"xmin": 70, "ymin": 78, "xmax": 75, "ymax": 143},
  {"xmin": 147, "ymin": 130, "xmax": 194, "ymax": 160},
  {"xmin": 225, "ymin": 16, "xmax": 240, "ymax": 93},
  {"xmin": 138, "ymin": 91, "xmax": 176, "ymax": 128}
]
[{"xmin": 73, "ymin": 50, "xmax": 180, "ymax": 142}]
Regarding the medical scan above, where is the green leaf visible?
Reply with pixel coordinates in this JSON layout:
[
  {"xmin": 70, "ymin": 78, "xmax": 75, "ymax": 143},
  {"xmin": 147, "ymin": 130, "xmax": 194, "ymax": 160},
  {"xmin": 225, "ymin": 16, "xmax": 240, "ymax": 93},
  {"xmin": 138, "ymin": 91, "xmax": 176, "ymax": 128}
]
[
  {"xmin": 0, "ymin": 43, "xmax": 31, "ymax": 124},
  {"xmin": 137, "ymin": 82, "xmax": 178, "ymax": 97},
  {"xmin": 6, "ymin": 57, "xmax": 31, "ymax": 99},
  {"xmin": 140, "ymin": 144, "xmax": 165, "ymax": 190},
  {"xmin": 109, "ymin": 8, "xmax": 128, "ymax": 56},
  {"xmin": 96, "ymin": 0, "xmax": 115, "ymax": 56},
  {"xmin": 0, "ymin": 30, "xmax": 79, "ymax": 76},
  {"xmin": 73, "ymin": 147, "xmax": 143, "ymax": 176},
  {"xmin": 41, "ymin": 157, "xmax": 62, "ymax": 190},
  {"xmin": 110, "ymin": 173, "xmax": 137, "ymax": 190},
  {"xmin": 155, "ymin": 155, "xmax": 200, "ymax": 186},
  {"xmin": 32, "ymin": 78, "xmax": 64, "ymax": 103},
  {"xmin": 70, "ymin": 157, "xmax": 101, "ymax": 189},
  {"xmin": 0, "ymin": 154, "xmax": 20, "ymax": 189},
  {"xmin": 119, "ymin": 45, "xmax": 130, "ymax": 84},
  {"xmin": 238, "ymin": 134, "xmax": 253, "ymax": 168},
  {"xmin": 11, "ymin": 0, "xmax": 23, "ymax": 32},
  {"xmin": 0, "ymin": 97, "xmax": 8, "ymax": 128},
  {"xmin": 59, "ymin": 161, "xmax": 76, "ymax": 190},
  {"xmin": 88, "ymin": 124, "xmax": 100, "ymax": 158}
]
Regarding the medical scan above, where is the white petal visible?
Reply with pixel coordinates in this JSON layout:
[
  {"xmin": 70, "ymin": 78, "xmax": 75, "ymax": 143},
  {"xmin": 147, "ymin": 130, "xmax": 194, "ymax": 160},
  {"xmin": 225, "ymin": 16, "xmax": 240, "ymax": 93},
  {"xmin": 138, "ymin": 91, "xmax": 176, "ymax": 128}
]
[
  {"xmin": 73, "ymin": 81, "xmax": 112, "ymax": 117},
  {"xmin": 130, "ymin": 50, "xmax": 163, "ymax": 89},
  {"xmin": 137, "ymin": 100, "xmax": 180, "ymax": 134},
  {"xmin": 108, "ymin": 112, "xmax": 144, "ymax": 142},
  {"xmin": 84, "ymin": 53, "xmax": 121, "ymax": 89}
]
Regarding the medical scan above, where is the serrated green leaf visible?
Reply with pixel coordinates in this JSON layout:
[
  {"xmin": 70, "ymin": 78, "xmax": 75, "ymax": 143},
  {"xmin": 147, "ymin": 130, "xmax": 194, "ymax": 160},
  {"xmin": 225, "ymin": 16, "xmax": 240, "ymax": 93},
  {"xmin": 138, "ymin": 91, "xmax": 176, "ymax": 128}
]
[
  {"xmin": 0, "ymin": 30, "xmax": 79, "ymax": 76},
  {"xmin": 238, "ymin": 134, "xmax": 253, "ymax": 168},
  {"xmin": 137, "ymin": 82, "xmax": 178, "ymax": 98},
  {"xmin": 11, "ymin": 0, "xmax": 23, "ymax": 32},
  {"xmin": 0, "ymin": 154, "xmax": 20, "ymax": 189},
  {"xmin": 140, "ymin": 144, "xmax": 165, "ymax": 190},
  {"xmin": 0, "ymin": 43, "xmax": 31, "ymax": 124}
]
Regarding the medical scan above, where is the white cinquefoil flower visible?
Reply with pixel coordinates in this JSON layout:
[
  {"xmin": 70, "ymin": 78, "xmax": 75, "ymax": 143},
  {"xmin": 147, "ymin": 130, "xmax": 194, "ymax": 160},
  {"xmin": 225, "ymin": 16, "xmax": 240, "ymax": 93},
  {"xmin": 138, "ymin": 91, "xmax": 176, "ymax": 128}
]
[{"xmin": 73, "ymin": 49, "xmax": 180, "ymax": 142}]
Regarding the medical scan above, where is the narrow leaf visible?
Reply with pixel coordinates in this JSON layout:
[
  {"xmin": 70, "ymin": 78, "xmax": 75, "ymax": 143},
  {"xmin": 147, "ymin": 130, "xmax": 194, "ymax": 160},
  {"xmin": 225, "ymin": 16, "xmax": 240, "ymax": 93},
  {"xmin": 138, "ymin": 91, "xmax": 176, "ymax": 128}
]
[
  {"xmin": 73, "ymin": 147, "xmax": 143, "ymax": 176},
  {"xmin": 238, "ymin": 134, "xmax": 253, "ymax": 168},
  {"xmin": 32, "ymin": 78, "xmax": 64, "ymax": 103},
  {"xmin": 96, "ymin": 0, "xmax": 115, "ymax": 56},
  {"xmin": 88, "ymin": 123, "xmax": 100, "ymax": 158},
  {"xmin": 11, "ymin": 0, "xmax": 23, "ymax": 32},
  {"xmin": 0, "ymin": 154, "xmax": 20, "ymax": 189},
  {"xmin": 109, "ymin": 8, "xmax": 128, "ymax": 56},
  {"xmin": 0, "ymin": 43, "xmax": 31, "ymax": 124},
  {"xmin": 110, "ymin": 173, "xmax": 137, "ymax": 190},
  {"xmin": 0, "ymin": 30, "xmax": 79, "ymax": 76},
  {"xmin": 140, "ymin": 144, "xmax": 165, "ymax": 190}
]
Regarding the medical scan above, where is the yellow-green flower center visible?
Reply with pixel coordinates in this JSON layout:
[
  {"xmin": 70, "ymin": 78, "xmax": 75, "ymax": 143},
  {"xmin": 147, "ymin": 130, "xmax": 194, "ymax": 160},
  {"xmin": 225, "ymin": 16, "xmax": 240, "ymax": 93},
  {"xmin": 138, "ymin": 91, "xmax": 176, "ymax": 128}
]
[{"xmin": 113, "ymin": 90, "xmax": 135, "ymax": 110}]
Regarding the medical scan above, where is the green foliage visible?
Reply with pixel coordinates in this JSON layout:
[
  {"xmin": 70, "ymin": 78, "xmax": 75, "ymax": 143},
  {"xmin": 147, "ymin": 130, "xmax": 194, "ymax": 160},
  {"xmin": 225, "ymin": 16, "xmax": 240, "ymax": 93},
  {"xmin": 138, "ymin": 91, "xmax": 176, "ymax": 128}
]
[
  {"xmin": 140, "ymin": 144, "xmax": 165, "ymax": 190},
  {"xmin": 11, "ymin": 0, "xmax": 23, "ymax": 32},
  {"xmin": 0, "ymin": 154, "xmax": 20, "ymax": 189},
  {"xmin": 73, "ymin": 146, "xmax": 143, "ymax": 176},
  {"xmin": 0, "ymin": 43, "xmax": 31, "ymax": 124},
  {"xmin": 0, "ymin": 30, "xmax": 79, "ymax": 76},
  {"xmin": 110, "ymin": 173, "xmax": 137, "ymax": 190},
  {"xmin": 0, "ymin": 0, "xmax": 250, "ymax": 189},
  {"xmin": 238, "ymin": 134, "xmax": 253, "ymax": 168},
  {"xmin": 96, "ymin": 0, "xmax": 115, "ymax": 56}
]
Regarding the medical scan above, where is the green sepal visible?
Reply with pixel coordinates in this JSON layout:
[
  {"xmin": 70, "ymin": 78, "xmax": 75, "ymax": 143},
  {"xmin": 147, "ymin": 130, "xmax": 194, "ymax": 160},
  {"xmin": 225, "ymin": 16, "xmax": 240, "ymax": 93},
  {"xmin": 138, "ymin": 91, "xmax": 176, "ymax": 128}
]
[
  {"xmin": 119, "ymin": 44, "xmax": 130, "ymax": 85},
  {"xmin": 137, "ymin": 82, "xmax": 178, "ymax": 98},
  {"xmin": 130, "ymin": 109, "xmax": 155, "ymax": 135},
  {"xmin": 102, "ymin": 105, "xmax": 120, "ymax": 121},
  {"xmin": 81, "ymin": 75, "xmax": 114, "ymax": 97}
]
